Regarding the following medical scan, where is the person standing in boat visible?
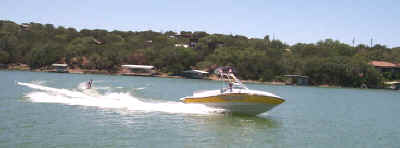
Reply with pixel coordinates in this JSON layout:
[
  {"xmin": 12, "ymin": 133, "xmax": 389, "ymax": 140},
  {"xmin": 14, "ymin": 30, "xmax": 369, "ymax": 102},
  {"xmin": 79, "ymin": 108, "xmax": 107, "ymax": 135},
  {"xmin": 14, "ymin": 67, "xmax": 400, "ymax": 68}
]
[
  {"xmin": 228, "ymin": 82, "xmax": 233, "ymax": 92},
  {"xmin": 228, "ymin": 68, "xmax": 233, "ymax": 92},
  {"xmin": 87, "ymin": 79, "xmax": 93, "ymax": 89}
]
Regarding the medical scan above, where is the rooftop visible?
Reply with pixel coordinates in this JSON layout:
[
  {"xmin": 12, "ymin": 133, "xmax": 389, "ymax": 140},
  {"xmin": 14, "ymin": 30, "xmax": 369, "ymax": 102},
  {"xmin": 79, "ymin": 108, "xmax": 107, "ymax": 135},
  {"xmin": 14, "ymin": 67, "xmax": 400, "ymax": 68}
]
[
  {"xmin": 121, "ymin": 65, "xmax": 154, "ymax": 70},
  {"xmin": 369, "ymin": 61, "xmax": 398, "ymax": 67},
  {"xmin": 52, "ymin": 64, "xmax": 68, "ymax": 67}
]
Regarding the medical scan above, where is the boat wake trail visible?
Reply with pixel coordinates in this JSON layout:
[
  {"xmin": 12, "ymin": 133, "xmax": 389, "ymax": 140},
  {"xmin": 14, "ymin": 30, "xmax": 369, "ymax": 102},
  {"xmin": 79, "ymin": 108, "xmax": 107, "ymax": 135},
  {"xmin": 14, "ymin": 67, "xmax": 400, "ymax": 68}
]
[{"xmin": 17, "ymin": 82, "xmax": 222, "ymax": 115}]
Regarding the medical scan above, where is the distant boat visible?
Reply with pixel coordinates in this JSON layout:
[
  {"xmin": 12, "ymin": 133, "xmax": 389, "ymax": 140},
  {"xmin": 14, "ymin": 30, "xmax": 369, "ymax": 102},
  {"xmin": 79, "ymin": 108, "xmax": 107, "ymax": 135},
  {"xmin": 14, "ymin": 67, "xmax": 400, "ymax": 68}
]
[
  {"xmin": 51, "ymin": 64, "xmax": 68, "ymax": 73},
  {"xmin": 182, "ymin": 70, "xmax": 209, "ymax": 79},
  {"xmin": 385, "ymin": 81, "xmax": 400, "ymax": 90},
  {"xmin": 180, "ymin": 66, "xmax": 285, "ymax": 115},
  {"xmin": 121, "ymin": 65, "xmax": 156, "ymax": 76}
]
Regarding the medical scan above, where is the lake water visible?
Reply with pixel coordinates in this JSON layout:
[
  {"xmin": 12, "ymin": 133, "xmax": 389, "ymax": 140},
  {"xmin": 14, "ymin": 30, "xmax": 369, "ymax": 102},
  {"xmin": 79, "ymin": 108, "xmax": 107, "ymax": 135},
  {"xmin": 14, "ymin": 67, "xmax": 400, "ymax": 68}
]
[{"xmin": 1, "ymin": 70, "xmax": 399, "ymax": 147}]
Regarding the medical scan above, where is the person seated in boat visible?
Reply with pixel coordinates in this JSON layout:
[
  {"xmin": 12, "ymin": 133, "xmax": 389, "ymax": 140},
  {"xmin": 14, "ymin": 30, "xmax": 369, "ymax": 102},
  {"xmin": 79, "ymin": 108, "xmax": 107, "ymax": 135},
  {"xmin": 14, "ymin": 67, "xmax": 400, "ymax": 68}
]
[{"xmin": 87, "ymin": 79, "xmax": 93, "ymax": 89}]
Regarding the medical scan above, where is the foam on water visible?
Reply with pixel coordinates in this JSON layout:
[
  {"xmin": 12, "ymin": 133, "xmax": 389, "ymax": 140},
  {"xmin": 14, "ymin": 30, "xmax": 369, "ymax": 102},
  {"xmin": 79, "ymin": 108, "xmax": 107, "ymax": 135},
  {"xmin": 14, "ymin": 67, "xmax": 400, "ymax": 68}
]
[
  {"xmin": 134, "ymin": 87, "xmax": 146, "ymax": 90},
  {"xmin": 18, "ymin": 82, "xmax": 222, "ymax": 115}
]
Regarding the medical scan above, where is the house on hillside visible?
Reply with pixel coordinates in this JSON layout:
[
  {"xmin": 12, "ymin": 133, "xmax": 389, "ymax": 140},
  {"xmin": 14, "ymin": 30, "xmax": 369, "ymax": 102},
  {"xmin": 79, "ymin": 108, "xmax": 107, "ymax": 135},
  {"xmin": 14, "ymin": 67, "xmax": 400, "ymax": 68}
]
[
  {"xmin": 189, "ymin": 38, "xmax": 198, "ymax": 48},
  {"xmin": 20, "ymin": 23, "xmax": 30, "ymax": 31},
  {"xmin": 93, "ymin": 38, "xmax": 104, "ymax": 45},
  {"xmin": 369, "ymin": 61, "xmax": 400, "ymax": 75},
  {"xmin": 144, "ymin": 40, "xmax": 153, "ymax": 48},
  {"xmin": 172, "ymin": 34, "xmax": 199, "ymax": 48}
]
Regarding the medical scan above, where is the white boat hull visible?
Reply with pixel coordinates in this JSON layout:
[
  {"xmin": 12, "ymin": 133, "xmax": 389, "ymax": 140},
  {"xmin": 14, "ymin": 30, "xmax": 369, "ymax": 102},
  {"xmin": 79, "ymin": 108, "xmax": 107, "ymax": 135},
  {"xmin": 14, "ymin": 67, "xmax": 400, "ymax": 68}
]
[
  {"xmin": 180, "ymin": 89, "xmax": 285, "ymax": 115},
  {"xmin": 199, "ymin": 102, "xmax": 280, "ymax": 115}
]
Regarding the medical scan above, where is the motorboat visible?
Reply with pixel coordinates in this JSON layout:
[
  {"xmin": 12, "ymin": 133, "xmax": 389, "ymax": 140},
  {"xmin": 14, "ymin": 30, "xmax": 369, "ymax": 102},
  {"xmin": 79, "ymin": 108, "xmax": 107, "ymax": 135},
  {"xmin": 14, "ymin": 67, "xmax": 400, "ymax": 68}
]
[
  {"xmin": 180, "ymin": 66, "xmax": 285, "ymax": 115},
  {"xmin": 384, "ymin": 81, "xmax": 400, "ymax": 90}
]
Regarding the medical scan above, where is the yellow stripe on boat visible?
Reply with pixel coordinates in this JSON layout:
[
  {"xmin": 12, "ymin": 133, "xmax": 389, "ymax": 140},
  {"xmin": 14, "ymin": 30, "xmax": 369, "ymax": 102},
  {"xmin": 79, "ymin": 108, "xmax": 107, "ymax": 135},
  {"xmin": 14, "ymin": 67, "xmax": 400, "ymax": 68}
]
[{"xmin": 183, "ymin": 93, "xmax": 284, "ymax": 105}]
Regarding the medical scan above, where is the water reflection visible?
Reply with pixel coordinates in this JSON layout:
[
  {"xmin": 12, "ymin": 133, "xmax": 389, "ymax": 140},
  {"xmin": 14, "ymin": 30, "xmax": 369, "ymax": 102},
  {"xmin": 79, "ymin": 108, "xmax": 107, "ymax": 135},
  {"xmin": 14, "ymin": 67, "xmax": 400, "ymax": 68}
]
[
  {"xmin": 202, "ymin": 113, "xmax": 281, "ymax": 129},
  {"xmin": 182, "ymin": 113, "xmax": 284, "ymax": 147}
]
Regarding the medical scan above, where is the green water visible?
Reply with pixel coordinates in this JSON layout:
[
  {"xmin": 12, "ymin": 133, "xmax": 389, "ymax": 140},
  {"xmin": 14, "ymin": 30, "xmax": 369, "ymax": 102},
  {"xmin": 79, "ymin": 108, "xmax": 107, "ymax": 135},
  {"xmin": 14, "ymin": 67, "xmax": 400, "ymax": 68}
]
[{"xmin": 1, "ymin": 70, "xmax": 399, "ymax": 147}]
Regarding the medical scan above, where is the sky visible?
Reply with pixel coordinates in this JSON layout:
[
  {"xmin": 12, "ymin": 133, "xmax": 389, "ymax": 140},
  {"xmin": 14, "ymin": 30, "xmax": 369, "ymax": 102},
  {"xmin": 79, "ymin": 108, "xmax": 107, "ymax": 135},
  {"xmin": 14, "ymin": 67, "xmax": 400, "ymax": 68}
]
[{"xmin": 1, "ymin": 0, "xmax": 399, "ymax": 47}]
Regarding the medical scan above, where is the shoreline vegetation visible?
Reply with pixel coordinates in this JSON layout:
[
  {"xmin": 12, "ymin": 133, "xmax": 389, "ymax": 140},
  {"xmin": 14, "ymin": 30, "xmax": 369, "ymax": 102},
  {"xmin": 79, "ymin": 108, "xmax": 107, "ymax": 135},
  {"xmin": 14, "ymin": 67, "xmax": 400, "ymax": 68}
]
[
  {"xmin": 1, "ymin": 20, "xmax": 400, "ymax": 89},
  {"xmin": 3, "ymin": 64, "xmax": 288, "ymax": 85}
]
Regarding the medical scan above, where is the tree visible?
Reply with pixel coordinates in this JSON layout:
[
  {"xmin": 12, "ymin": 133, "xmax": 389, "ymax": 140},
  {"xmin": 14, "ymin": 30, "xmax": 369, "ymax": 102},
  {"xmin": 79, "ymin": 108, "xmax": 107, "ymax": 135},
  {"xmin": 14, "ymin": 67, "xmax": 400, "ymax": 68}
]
[
  {"xmin": 0, "ymin": 50, "xmax": 9, "ymax": 63},
  {"xmin": 26, "ymin": 44, "xmax": 60, "ymax": 69},
  {"xmin": 0, "ymin": 20, "xmax": 391, "ymax": 88},
  {"xmin": 303, "ymin": 56, "xmax": 382, "ymax": 87},
  {"xmin": 146, "ymin": 47, "xmax": 197, "ymax": 74}
]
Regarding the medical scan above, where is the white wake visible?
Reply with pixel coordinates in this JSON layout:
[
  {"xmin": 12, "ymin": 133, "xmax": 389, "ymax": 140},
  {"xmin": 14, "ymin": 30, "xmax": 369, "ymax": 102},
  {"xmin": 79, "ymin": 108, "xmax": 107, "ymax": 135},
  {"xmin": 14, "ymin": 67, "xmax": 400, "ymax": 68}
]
[{"xmin": 18, "ymin": 82, "xmax": 221, "ymax": 115}]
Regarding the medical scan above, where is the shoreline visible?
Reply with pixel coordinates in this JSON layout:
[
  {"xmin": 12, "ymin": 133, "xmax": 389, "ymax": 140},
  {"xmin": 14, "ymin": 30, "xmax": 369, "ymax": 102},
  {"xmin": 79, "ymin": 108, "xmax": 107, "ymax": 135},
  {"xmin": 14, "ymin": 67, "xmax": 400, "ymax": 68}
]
[
  {"xmin": 5, "ymin": 64, "xmax": 397, "ymax": 90},
  {"xmin": 2, "ymin": 65, "xmax": 348, "ymax": 89},
  {"xmin": 3, "ymin": 65, "xmax": 288, "ymax": 84}
]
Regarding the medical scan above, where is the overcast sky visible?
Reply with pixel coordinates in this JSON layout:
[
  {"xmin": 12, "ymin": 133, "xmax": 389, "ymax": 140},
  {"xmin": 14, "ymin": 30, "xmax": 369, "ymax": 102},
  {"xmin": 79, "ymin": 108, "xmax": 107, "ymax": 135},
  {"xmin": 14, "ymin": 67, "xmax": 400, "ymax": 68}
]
[{"xmin": 1, "ymin": 0, "xmax": 399, "ymax": 47}]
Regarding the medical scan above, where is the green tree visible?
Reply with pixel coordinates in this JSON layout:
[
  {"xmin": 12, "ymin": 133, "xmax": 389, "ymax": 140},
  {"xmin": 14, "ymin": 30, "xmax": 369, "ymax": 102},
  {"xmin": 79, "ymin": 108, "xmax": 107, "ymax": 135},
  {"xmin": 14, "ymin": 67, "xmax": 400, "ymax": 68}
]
[
  {"xmin": 26, "ymin": 44, "xmax": 60, "ymax": 69},
  {"xmin": 0, "ymin": 50, "xmax": 9, "ymax": 63}
]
